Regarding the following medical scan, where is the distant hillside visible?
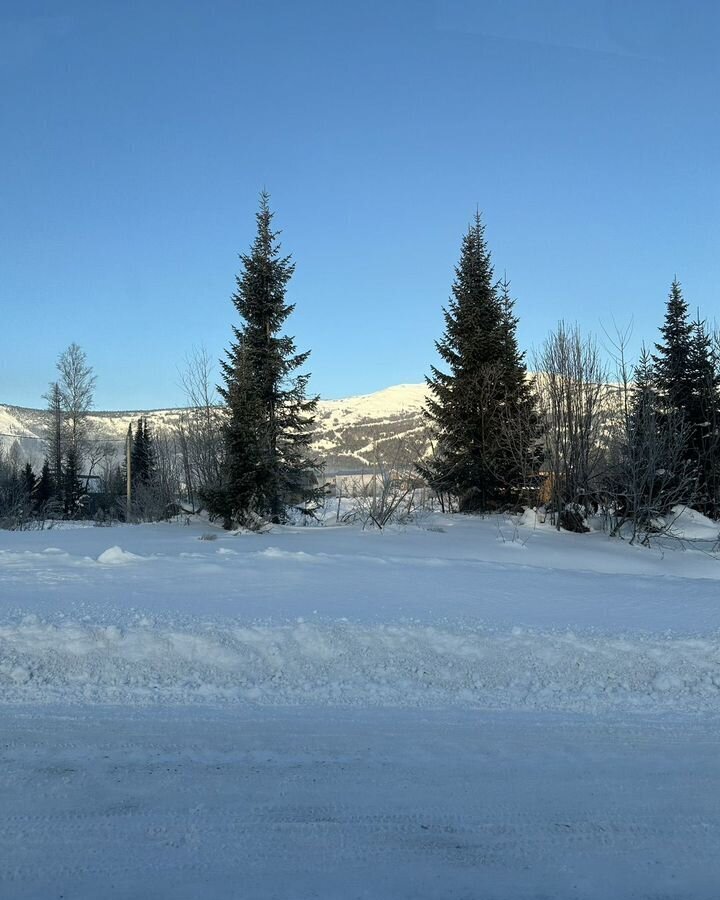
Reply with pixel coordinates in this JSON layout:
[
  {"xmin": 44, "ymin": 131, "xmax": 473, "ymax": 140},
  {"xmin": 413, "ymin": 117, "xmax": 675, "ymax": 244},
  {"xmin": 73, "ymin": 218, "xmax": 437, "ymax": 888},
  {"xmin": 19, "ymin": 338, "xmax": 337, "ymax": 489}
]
[{"xmin": 0, "ymin": 383, "xmax": 430, "ymax": 473}]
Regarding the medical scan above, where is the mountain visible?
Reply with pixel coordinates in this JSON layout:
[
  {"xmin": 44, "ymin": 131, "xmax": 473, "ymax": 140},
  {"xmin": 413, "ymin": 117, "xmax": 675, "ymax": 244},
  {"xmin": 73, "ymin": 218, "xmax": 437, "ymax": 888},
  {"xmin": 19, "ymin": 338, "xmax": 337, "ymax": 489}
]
[{"xmin": 0, "ymin": 383, "xmax": 430, "ymax": 474}]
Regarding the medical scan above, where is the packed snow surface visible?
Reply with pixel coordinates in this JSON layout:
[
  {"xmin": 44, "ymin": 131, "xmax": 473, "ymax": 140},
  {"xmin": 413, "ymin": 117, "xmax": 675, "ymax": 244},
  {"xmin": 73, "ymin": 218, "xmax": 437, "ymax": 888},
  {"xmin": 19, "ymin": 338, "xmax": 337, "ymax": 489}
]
[
  {"xmin": 2, "ymin": 511, "xmax": 720, "ymax": 897},
  {"xmin": 1, "ymin": 513, "xmax": 719, "ymax": 711},
  {"xmin": 3, "ymin": 705, "xmax": 720, "ymax": 900}
]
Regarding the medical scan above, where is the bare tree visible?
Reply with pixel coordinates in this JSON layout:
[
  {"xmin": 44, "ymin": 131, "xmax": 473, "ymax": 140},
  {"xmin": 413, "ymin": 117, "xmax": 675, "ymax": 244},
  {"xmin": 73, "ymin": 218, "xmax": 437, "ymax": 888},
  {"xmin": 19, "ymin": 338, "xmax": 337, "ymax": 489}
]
[
  {"xmin": 56, "ymin": 343, "xmax": 97, "ymax": 467},
  {"xmin": 0, "ymin": 443, "xmax": 34, "ymax": 530},
  {"xmin": 350, "ymin": 433, "xmax": 426, "ymax": 529},
  {"xmin": 175, "ymin": 346, "xmax": 225, "ymax": 510},
  {"xmin": 534, "ymin": 323, "xmax": 611, "ymax": 531}
]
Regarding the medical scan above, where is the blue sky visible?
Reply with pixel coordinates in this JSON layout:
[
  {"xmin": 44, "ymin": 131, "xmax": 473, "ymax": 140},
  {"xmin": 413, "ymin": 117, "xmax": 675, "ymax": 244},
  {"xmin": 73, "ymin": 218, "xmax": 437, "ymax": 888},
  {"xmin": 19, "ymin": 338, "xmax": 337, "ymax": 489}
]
[{"xmin": 2, "ymin": 0, "xmax": 719, "ymax": 409}]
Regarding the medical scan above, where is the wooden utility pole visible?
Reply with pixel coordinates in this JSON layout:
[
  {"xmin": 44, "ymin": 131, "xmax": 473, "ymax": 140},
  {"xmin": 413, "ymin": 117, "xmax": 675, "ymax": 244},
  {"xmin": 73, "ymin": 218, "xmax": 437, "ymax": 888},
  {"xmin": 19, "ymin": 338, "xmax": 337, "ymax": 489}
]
[{"xmin": 126, "ymin": 424, "xmax": 132, "ymax": 522}]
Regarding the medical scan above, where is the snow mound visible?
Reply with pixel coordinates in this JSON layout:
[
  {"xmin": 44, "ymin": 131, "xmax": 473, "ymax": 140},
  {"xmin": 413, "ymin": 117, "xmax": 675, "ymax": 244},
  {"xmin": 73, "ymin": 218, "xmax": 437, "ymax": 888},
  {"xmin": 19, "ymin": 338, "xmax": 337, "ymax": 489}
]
[
  {"xmin": 97, "ymin": 546, "xmax": 145, "ymax": 565},
  {"xmin": 1, "ymin": 617, "xmax": 719, "ymax": 712},
  {"xmin": 665, "ymin": 506, "xmax": 720, "ymax": 541}
]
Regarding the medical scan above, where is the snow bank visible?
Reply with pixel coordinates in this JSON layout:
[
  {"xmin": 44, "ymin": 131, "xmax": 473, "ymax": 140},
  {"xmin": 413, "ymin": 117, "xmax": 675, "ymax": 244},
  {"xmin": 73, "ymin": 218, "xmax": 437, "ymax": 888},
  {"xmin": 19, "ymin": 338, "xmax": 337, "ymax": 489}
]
[
  {"xmin": 664, "ymin": 506, "xmax": 720, "ymax": 541},
  {"xmin": 96, "ymin": 546, "xmax": 146, "ymax": 565},
  {"xmin": 1, "ymin": 615, "xmax": 719, "ymax": 712}
]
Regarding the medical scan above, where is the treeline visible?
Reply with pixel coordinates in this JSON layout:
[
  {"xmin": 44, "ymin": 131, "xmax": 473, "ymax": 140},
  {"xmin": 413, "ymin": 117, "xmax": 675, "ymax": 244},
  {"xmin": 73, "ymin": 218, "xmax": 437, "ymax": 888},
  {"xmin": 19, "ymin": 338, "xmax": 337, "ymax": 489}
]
[
  {"xmin": 421, "ymin": 215, "xmax": 720, "ymax": 541},
  {"xmin": 3, "ymin": 193, "xmax": 719, "ymax": 539}
]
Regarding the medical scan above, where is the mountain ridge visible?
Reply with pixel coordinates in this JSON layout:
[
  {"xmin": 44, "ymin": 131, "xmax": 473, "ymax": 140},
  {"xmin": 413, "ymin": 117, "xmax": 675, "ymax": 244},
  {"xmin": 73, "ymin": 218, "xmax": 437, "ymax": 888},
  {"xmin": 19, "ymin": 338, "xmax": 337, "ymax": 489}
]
[{"xmin": 0, "ymin": 383, "xmax": 430, "ymax": 473}]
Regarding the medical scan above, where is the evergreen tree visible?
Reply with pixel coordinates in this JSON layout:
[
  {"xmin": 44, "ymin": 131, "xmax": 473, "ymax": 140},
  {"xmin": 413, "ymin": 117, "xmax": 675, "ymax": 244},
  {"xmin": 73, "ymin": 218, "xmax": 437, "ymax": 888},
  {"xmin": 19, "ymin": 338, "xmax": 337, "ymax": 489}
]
[
  {"xmin": 143, "ymin": 418, "xmax": 155, "ymax": 478},
  {"xmin": 653, "ymin": 279, "xmax": 694, "ymax": 415},
  {"xmin": 422, "ymin": 213, "xmax": 536, "ymax": 511},
  {"xmin": 625, "ymin": 346, "xmax": 670, "ymax": 514},
  {"xmin": 495, "ymin": 274, "xmax": 542, "ymax": 494},
  {"xmin": 36, "ymin": 458, "xmax": 55, "ymax": 509},
  {"xmin": 629, "ymin": 346, "xmax": 660, "ymax": 435},
  {"xmin": 687, "ymin": 316, "xmax": 720, "ymax": 514},
  {"xmin": 44, "ymin": 381, "xmax": 64, "ymax": 503},
  {"xmin": 206, "ymin": 341, "xmax": 265, "ymax": 528},
  {"xmin": 212, "ymin": 192, "xmax": 321, "ymax": 526},
  {"xmin": 63, "ymin": 446, "xmax": 82, "ymax": 517},
  {"xmin": 131, "ymin": 417, "xmax": 154, "ymax": 486},
  {"xmin": 22, "ymin": 462, "xmax": 37, "ymax": 505},
  {"xmin": 652, "ymin": 280, "xmax": 720, "ymax": 515}
]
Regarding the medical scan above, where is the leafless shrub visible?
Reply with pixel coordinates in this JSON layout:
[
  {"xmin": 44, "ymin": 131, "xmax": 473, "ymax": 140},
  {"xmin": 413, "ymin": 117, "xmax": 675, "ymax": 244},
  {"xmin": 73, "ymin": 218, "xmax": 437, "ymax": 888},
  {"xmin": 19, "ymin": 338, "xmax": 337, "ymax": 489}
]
[{"xmin": 348, "ymin": 434, "xmax": 426, "ymax": 530}]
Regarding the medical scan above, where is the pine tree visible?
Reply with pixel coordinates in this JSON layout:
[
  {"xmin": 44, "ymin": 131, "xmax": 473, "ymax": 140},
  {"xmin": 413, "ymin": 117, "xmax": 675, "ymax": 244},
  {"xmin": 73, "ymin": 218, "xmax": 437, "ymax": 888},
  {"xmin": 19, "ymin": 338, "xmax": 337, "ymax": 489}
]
[
  {"xmin": 422, "ymin": 213, "xmax": 536, "ymax": 511},
  {"xmin": 44, "ymin": 381, "xmax": 64, "ymax": 503},
  {"xmin": 652, "ymin": 281, "xmax": 720, "ymax": 516},
  {"xmin": 687, "ymin": 317, "xmax": 720, "ymax": 514},
  {"xmin": 131, "ymin": 417, "xmax": 154, "ymax": 486},
  {"xmin": 36, "ymin": 458, "xmax": 55, "ymax": 510},
  {"xmin": 625, "ymin": 346, "xmax": 666, "ymax": 514},
  {"xmin": 212, "ymin": 192, "xmax": 321, "ymax": 526},
  {"xmin": 63, "ymin": 446, "xmax": 82, "ymax": 517},
  {"xmin": 653, "ymin": 279, "xmax": 694, "ymax": 415},
  {"xmin": 206, "ymin": 341, "xmax": 265, "ymax": 528},
  {"xmin": 142, "ymin": 418, "xmax": 155, "ymax": 481},
  {"xmin": 495, "ymin": 274, "xmax": 542, "ymax": 496},
  {"xmin": 22, "ymin": 462, "xmax": 37, "ymax": 504}
]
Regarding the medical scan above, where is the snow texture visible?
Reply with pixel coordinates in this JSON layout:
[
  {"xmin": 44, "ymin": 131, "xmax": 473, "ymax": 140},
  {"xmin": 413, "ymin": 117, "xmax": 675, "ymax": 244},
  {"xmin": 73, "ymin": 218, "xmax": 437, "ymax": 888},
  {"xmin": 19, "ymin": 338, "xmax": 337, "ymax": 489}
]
[{"xmin": 2, "ymin": 512, "xmax": 720, "ymax": 897}]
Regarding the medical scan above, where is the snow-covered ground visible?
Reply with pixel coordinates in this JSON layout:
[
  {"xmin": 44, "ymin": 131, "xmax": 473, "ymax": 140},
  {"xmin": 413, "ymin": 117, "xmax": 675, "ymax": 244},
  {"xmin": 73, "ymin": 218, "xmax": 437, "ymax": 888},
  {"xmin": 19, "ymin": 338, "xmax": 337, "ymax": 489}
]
[{"xmin": 1, "ymin": 512, "xmax": 719, "ymax": 897}]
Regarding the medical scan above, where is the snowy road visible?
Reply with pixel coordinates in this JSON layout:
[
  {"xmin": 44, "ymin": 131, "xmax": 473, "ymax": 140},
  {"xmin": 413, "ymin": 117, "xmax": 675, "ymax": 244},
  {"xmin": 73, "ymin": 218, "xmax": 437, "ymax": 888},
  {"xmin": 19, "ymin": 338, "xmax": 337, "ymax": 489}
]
[{"xmin": 2, "ymin": 705, "xmax": 719, "ymax": 900}]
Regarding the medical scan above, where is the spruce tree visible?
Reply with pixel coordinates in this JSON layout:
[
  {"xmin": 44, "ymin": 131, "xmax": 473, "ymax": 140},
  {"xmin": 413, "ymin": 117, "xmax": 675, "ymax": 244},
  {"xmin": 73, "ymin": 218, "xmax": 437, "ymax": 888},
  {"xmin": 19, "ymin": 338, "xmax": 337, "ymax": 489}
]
[
  {"xmin": 213, "ymin": 192, "xmax": 321, "ymax": 526},
  {"xmin": 36, "ymin": 458, "xmax": 55, "ymax": 510},
  {"xmin": 131, "ymin": 417, "xmax": 154, "ymax": 486},
  {"xmin": 44, "ymin": 381, "xmax": 64, "ymax": 504},
  {"xmin": 422, "ymin": 213, "xmax": 536, "ymax": 511},
  {"xmin": 142, "ymin": 418, "xmax": 155, "ymax": 481},
  {"xmin": 624, "ymin": 346, "xmax": 666, "ymax": 517},
  {"xmin": 652, "ymin": 280, "xmax": 720, "ymax": 516},
  {"xmin": 22, "ymin": 463, "xmax": 37, "ymax": 506},
  {"xmin": 653, "ymin": 279, "xmax": 694, "ymax": 415},
  {"xmin": 63, "ymin": 446, "xmax": 82, "ymax": 517},
  {"xmin": 687, "ymin": 317, "xmax": 720, "ymax": 515}
]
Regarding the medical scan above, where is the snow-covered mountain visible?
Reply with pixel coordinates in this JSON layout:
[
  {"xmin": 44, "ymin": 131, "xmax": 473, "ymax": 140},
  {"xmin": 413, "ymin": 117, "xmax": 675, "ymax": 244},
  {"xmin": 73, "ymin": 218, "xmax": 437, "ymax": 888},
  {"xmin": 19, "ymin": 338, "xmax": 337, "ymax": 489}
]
[{"xmin": 0, "ymin": 383, "xmax": 429, "ymax": 473}]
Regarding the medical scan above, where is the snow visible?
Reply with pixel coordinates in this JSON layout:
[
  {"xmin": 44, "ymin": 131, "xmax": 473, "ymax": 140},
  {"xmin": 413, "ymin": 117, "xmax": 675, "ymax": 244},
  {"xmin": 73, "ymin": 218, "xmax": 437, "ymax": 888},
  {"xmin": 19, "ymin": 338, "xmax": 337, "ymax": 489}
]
[
  {"xmin": 1, "ymin": 383, "xmax": 430, "ymax": 469},
  {"xmin": 96, "ymin": 545, "xmax": 147, "ymax": 565},
  {"xmin": 316, "ymin": 382, "xmax": 427, "ymax": 424},
  {"xmin": 1, "ymin": 512, "xmax": 719, "ymax": 897},
  {"xmin": 3, "ymin": 705, "xmax": 720, "ymax": 900}
]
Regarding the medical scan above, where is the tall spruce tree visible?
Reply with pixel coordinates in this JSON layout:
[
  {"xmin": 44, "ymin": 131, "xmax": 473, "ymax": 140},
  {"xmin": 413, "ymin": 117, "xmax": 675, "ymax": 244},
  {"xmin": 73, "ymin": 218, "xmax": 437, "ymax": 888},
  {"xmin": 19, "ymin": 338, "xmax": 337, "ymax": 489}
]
[
  {"xmin": 213, "ymin": 192, "xmax": 321, "ymax": 526},
  {"xmin": 653, "ymin": 279, "xmax": 695, "ymax": 415},
  {"xmin": 131, "ymin": 417, "xmax": 155, "ymax": 487},
  {"xmin": 422, "ymin": 213, "xmax": 536, "ymax": 511},
  {"xmin": 652, "ymin": 280, "xmax": 720, "ymax": 515}
]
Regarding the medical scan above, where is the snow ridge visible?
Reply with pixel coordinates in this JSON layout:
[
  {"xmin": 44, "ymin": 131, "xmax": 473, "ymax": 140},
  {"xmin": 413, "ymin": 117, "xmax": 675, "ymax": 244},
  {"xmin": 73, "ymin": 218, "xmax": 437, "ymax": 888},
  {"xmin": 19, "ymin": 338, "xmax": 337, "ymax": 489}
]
[{"xmin": 2, "ymin": 615, "xmax": 718, "ymax": 712}]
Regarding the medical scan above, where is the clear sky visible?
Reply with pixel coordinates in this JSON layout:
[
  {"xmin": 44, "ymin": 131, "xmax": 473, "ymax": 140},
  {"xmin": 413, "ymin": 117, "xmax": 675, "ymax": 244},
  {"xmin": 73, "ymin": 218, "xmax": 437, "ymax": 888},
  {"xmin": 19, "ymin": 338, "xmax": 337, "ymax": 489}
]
[{"xmin": 2, "ymin": 0, "xmax": 719, "ymax": 409}]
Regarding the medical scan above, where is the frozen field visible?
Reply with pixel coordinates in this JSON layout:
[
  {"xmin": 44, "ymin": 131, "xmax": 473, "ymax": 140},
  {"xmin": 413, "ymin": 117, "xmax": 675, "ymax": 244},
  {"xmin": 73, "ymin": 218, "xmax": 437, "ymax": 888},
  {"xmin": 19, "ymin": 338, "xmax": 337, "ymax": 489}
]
[{"xmin": 1, "ymin": 512, "xmax": 720, "ymax": 898}]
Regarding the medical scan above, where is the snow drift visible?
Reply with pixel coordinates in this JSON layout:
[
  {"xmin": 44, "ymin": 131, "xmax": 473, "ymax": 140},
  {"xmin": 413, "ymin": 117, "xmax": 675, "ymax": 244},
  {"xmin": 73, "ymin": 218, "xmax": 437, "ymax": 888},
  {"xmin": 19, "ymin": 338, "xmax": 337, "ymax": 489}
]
[{"xmin": 2, "ymin": 615, "xmax": 719, "ymax": 711}]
